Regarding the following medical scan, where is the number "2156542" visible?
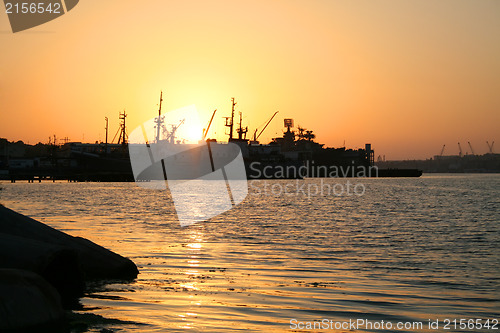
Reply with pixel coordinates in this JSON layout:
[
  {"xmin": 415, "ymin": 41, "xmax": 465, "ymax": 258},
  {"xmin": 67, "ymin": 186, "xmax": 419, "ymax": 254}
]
[{"xmin": 5, "ymin": 2, "xmax": 62, "ymax": 14}]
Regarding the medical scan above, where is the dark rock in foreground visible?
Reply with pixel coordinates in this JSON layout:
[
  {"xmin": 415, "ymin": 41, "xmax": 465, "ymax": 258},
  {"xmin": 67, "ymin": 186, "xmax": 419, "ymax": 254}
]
[
  {"xmin": 0, "ymin": 269, "xmax": 66, "ymax": 332},
  {"xmin": 0, "ymin": 205, "xmax": 139, "ymax": 331},
  {"xmin": 0, "ymin": 233, "xmax": 84, "ymax": 307},
  {"xmin": 0, "ymin": 205, "xmax": 138, "ymax": 280}
]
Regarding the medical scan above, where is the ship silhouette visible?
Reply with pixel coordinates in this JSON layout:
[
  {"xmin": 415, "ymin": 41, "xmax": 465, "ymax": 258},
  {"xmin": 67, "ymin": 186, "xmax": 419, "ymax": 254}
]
[{"xmin": 1, "ymin": 95, "xmax": 424, "ymax": 182}]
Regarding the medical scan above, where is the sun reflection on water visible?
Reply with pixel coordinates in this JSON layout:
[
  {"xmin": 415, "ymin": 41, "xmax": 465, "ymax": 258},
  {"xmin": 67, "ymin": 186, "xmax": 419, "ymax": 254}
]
[{"xmin": 176, "ymin": 227, "xmax": 206, "ymax": 327}]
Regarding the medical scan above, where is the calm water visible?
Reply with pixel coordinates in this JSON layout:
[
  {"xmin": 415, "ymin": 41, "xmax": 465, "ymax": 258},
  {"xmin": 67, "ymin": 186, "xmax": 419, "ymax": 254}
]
[{"xmin": 1, "ymin": 174, "xmax": 499, "ymax": 332}]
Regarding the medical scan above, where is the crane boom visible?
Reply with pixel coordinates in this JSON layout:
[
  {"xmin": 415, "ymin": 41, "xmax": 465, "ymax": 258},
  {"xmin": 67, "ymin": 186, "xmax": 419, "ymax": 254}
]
[
  {"xmin": 468, "ymin": 141, "xmax": 475, "ymax": 155},
  {"xmin": 440, "ymin": 144, "xmax": 445, "ymax": 156},
  {"xmin": 166, "ymin": 119, "xmax": 185, "ymax": 143},
  {"xmin": 255, "ymin": 111, "xmax": 279, "ymax": 141},
  {"xmin": 458, "ymin": 142, "xmax": 463, "ymax": 157},
  {"xmin": 156, "ymin": 91, "xmax": 163, "ymax": 143},
  {"xmin": 487, "ymin": 141, "xmax": 495, "ymax": 154},
  {"xmin": 202, "ymin": 109, "xmax": 217, "ymax": 140}
]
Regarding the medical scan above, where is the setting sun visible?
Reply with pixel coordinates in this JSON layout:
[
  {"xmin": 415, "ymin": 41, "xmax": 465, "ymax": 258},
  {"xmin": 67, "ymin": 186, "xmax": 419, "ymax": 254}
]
[{"xmin": 181, "ymin": 123, "xmax": 203, "ymax": 143}]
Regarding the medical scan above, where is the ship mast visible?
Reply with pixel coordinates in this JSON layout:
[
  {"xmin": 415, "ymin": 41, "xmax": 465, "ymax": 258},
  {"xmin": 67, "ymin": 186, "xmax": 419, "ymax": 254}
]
[
  {"xmin": 104, "ymin": 116, "xmax": 108, "ymax": 154},
  {"xmin": 224, "ymin": 97, "xmax": 236, "ymax": 141},
  {"xmin": 155, "ymin": 91, "xmax": 164, "ymax": 143},
  {"xmin": 118, "ymin": 110, "xmax": 127, "ymax": 145},
  {"xmin": 111, "ymin": 111, "xmax": 128, "ymax": 145},
  {"xmin": 236, "ymin": 111, "xmax": 248, "ymax": 140}
]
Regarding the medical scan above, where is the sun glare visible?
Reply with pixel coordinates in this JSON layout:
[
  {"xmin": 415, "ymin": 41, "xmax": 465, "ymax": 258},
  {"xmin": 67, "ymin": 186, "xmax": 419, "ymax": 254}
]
[{"xmin": 182, "ymin": 124, "xmax": 202, "ymax": 143}]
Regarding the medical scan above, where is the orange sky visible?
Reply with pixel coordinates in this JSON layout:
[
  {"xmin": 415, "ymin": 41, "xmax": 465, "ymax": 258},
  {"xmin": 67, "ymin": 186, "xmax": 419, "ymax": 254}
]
[{"xmin": 1, "ymin": 0, "xmax": 499, "ymax": 159}]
